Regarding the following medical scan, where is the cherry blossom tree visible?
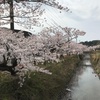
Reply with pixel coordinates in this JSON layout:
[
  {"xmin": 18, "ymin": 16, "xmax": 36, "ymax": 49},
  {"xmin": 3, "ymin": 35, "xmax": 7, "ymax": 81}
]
[
  {"xmin": 85, "ymin": 45, "xmax": 100, "ymax": 52},
  {"xmin": 0, "ymin": 0, "xmax": 69, "ymax": 30},
  {"xmin": 0, "ymin": 27, "xmax": 53, "ymax": 86},
  {"xmin": 0, "ymin": 26, "xmax": 86, "ymax": 73},
  {"xmin": 0, "ymin": 25, "xmax": 86, "ymax": 86},
  {"xmin": 0, "ymin": 0, "xmax": 45, "ymax": 30},
  {"xmin": 38, "ymin": 26, "xmax": 86, "ymax": 56}
]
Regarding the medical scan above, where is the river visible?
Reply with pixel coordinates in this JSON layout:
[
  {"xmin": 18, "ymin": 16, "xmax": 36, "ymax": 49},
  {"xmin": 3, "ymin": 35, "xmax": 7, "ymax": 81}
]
[{"xmin": 61, "ymin": 54, "xmax": 100, "ymax": 100}]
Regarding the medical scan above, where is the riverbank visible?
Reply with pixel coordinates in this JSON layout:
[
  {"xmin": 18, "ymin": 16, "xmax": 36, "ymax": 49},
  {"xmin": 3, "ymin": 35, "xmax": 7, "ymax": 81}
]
[
  {"xmin": 91, "ymin": 50, "xmax": 100, "ymax": 76},
  {"xmin": 0, "ymin": 55, "xmax": 82, "ymax": 100}
]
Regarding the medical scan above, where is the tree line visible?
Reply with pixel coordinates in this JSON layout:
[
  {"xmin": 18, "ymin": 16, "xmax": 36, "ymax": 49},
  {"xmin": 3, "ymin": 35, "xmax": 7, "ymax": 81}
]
[{"xmin": 81, "ymin": 40, "xmax": 100, "ymax": 46}]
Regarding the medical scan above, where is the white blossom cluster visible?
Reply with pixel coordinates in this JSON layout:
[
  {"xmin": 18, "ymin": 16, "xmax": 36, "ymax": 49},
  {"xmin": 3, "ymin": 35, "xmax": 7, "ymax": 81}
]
[
  {"xmin": 38, "ymin": 26, "xmax": 87, "ymax": 54},
  {"xmin": 0, "ymin": 27, "xmax": 87, "ymax": 86},
  {"xmin": 85, "ymin": 45, "xmax": 100, "ymax": 52},
  {"xmin": 0, "ymin": 1, "xmax": 45, "ymax": 28},
  {"xmin": 0, "ymin": 27, "xmax": 86, "ymax": 69},
  {"xmin": 0, "ymin": 0, "xmax": 70, "ymax": 29}
]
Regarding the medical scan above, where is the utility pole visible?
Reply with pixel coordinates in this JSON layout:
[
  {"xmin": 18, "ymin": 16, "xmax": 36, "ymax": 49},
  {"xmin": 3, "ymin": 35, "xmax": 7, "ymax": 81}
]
[
  {"xmin": 9, "ymin": 0, "xmax": 14, "ymax": 30},
  {"xmin": 1, "ymin": 0, "xmax": 52, "ymax": 30},
  {"xmin": 8, "ymin": 0, "xmax": 41, "ymax": 31},
  {"xmin": 1, "ymin": 0, "xmax": 14, "ymax": 30}
]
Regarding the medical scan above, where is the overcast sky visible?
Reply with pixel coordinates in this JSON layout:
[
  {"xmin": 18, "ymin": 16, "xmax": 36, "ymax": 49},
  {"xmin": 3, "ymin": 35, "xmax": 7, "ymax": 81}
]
[
  {"xmin": 1, "ymin": 0, "xmax": 100, "ymax": 42},
  {"xmin": 55, "ymin": 0, "xmax": 100, "ymax": 42}
]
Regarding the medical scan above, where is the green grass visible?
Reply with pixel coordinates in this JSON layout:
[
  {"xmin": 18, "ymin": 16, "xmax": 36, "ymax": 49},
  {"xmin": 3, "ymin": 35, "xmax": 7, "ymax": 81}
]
[{"xmin": 0, "ymin": 55, "xmax": 81, "ymax": 100}]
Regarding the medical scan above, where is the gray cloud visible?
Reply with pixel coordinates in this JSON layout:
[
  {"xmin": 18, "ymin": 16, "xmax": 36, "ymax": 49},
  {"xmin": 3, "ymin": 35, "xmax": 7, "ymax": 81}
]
[
  {"xmin": 66, "ymin": 0, "xmax": 100, "ymax": 20},
  {"xmin": 60, "ymin": 0, "xmax": 100, "ymax": 41}
]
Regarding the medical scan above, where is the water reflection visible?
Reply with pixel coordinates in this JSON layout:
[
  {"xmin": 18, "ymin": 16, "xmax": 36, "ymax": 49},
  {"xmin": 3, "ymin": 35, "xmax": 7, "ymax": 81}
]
[
  {"xmin": 82, "ymin": 60, "xmax": 91, "ymax": 66},
  {"xmin": 61, "ymin": 54, "xmax": 100, "ymax": 100},
  {"xmin": 71, "ymin": 66, "xmax": 100, "ymax": 100}
]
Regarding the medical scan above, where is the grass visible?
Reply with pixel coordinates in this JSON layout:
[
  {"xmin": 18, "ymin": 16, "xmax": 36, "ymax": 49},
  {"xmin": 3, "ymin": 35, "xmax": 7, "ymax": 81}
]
[
  {"xmin": 91, "ymin": 50, "xmax": 100, "ymax": 75},
  {"xmin": 0, "ymin": 55, "xmax": 81, "ymax": 100}
]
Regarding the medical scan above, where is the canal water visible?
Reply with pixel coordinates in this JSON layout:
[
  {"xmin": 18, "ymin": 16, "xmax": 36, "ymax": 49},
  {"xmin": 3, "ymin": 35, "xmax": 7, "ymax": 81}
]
[{"xmin": 61, "ymin": 54, "xmax": 100, "ymax": 100}]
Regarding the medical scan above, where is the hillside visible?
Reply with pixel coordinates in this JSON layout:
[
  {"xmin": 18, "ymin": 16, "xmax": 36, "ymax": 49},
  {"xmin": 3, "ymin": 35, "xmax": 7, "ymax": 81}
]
[{"xmin": 81, "ymin": 40, "xmax": 100, "ymax": 46}]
